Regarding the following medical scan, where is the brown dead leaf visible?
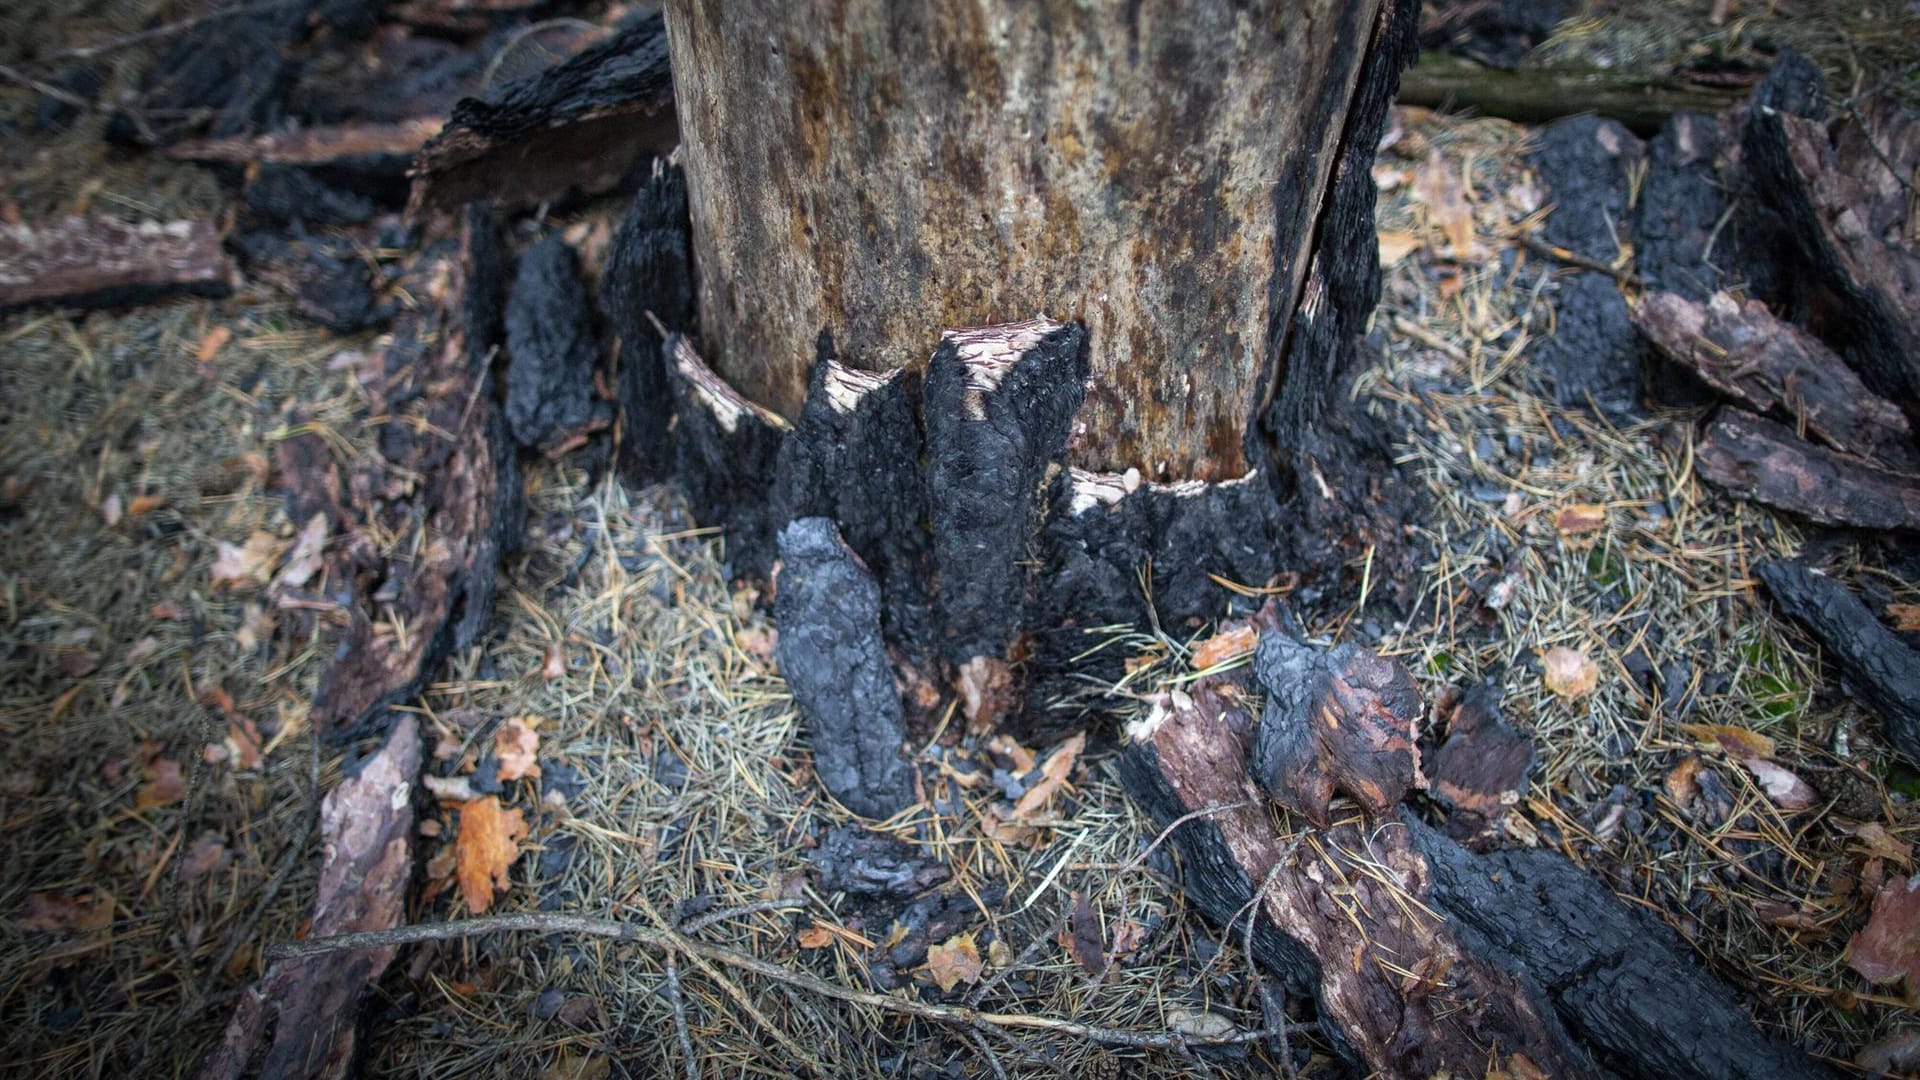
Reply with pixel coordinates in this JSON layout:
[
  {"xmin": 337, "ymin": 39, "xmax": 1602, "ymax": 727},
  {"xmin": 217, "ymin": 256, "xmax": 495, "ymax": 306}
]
[
  {"xmin": 1665, "ymin": 756, "xmax": 1704, "ymax": 807},
  {"xmin": 1540, "ymin": 647, "xmax": 1599, "ymax": 698},
  {"xmin": 542, "ymin": 641, "xmax": 567, "ymax": 681},
  {"xmin": 980, "ymin": 806, "xmax": 1039, "ymax": 846},
  {"xmin": 211, "ymin": 531, "xmax": 282, "ymax": 590},
  {"xmin": 1012, "ymin": 732, "xmax": 1085, "ymax": 821},
  {"xmin": 194, "ymin": 325, "xmax": 232, "ymax": 377},
  {"xmin": 274, "ymin": 513, "xmax": 329, "ymax": 591},
  {"xmin": 127, "ymin": 493, "xmax": 166, "ymax": 518},
  {"xmin": 135, "ymin": 757, "xmax": 186, "ymax": 809},
  {"xmin": 21, "ymin": 890, "xmax": 113, "ymax": 933},
  {"xmin": 1189, "ymin": 624, "xmax": 1258, "ymax": 671},
  {"xmin": 1854, "ymin": 823, "xmax": 1915, "ymax": 869},
  {"xmin": 1377, "ymin": 229, "xmax": 1423, "ymax": 268},
  {"xmin": 455, "ymin": 796, "xmax": 526, "ymax": 914},
  {"xmin": 180, "ymin": 834, "xmax": 229, "ymax": 882},
  {"xmin": 1847, "ymin": 874, "xmax": 1920, "ymax": 994},
  {"xmin": 1888, "ymin": 604, "xmax": 1920, "ymax": 632},
  {"xmin": 1858, "ymin": 1027, "xmax": 1920, "ymax": 1075},
  {"xmin": 1062, "ymin": 891, "xmax": 1107, "ymax": 977},
  {"xmin": 797, "ymin": 925, "xmax": 834, "ymax": 949},
  {"xmin": 985, "ymin": 734, "xmax": 1037, "ymax": 774},
  {"xmin": 1742, "ymin": 757, "xmax": 1817, "ymax": 812},
  {"xmin": 1679, "ymin": 723, "xmax": 1778, "ymax": 762},
  {"xmin": 1553, "ymin": 503, "xmax": 1607, "ymax": 537},
  {"xmin": 925, "ymin": 931, "xmax": 983, "ymax": 991},
  {"xmin": 494, "ymin": 717, "xmax": 541, "ymax": 782}
]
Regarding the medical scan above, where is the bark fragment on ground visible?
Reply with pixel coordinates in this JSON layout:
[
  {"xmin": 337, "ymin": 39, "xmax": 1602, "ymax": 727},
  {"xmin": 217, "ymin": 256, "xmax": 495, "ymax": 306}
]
[
  {"xmin": 1426, "ymin": 683, "xmax": 1534, "ymax": 848},
  {"xmin": 772, "ymin": 519, "xmax": 916, "ymax": 819},
  {"xmin": 1694, "ymin": 410, "xmax": 1920, "ymax": 532},
  {"xmin": 0, "ymin": 216, "xmax": 235, "ymax": 313},
  {"xmin": 605, "ymin": 164, "xmax": 694, "ymax": 484},
  {"xmin": 666, "ymin": 335, "xmax": 789, "ymax": 579},
  {"xmin": 773, "ymin": 356, "xmax": 933, "ymax": 653},
  {"xmin": 407, "ymin": 13, "xmax": 676, "ymax": 220},
  {"xmin": 169, "ymin": 118, "xmax": 441, "ymax": 207},
  {"xmin": 1757, "ymin": 559, "xmax": 1920, "ymax": 765},
  {"xmin": 504, "ymin": 233, "xmax": 598, "ymax": 448},
  {"xmin": 923, "ymin": 319, "xmax": 1088, "ymax": 714},
  {"xmin": 304, "ymin": 207, "xmax": 521, "ymax": 735},
  {"xmin": 1635, "ymin": 291, "xmax": 1912, "ymax": 465},
  {"xmin": 1119, "ymin": 640, "xmax": 1833, "ymax": 1078},
  {"xmin": 1249, "ymin": 634, "xmax": 1421, "ymax": 825},
  {"xmin": 1744, "ymin": 54, "xmax": 1920, "ymax": 425},
  {"xmin": 208, "ymin": 714, "xmax": 422, "ymax": 1080},
  {"xmin": 230, "ymin": 228, "xmax": 392, "ymax": 333},
  {"xmin": 1528, "ymin": 115, "xmax": 1646, "ymax": 419}
]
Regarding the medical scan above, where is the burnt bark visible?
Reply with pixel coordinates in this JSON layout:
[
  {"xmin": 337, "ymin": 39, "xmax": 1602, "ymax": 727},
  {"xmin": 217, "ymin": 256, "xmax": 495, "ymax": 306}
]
[
  {"xmin": 665, "ymin": 336, "xmax": 788, "ymax": 580},
  {"xmin": 1694, "ymin": 410, "xmax": 1920, "ymax": 533},
  {"xmin": 772, "ymin": 519, "xmax": 918, "ymax": 820},
  {"xmin": 305, "ymin": 206, "xmax": 520, "ymax": 735},
  {"xmin": 0, "ymin": 216, "xmax": 235, "ymax": 313},
  {"xmin": 772, "ymin": 354, "xmax": 933, "ymax": 653},
  {"xmin": 209, "ymin": 715, "xmax": 422, "ymax": 1080},
  {"xmin": 605, "ymin": 164, "xmax": 694, "ymax": 485},
  {"xmin": 1426, "ymin": 683, "xmax": 1534, "ymax": 848},
  {"xmin": 1118, "ymin": 639, "xmax": 1833, "ymax": 1079},
  {"xmin": 504, "ymin": 233, "xmax": 598, "ymax": 448},
  {"xmin": 1635, "ymin": 291, "xmax": 1912, "ymax": 467},
  {"xmin": 1743, "ymin": 53, "xmax": 1920, "ymax": 429},
  {"xmin": 407, "ymin": 13, "xmax": 677, "ymax": 221},
  {"xmin": 1757, "ymin": 559, "xmax": 1920, "ymax": 765}
]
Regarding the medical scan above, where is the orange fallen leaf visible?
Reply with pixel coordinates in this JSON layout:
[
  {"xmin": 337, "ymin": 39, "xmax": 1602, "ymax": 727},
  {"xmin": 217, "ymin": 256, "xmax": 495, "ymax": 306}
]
[
  {"xmin": 1377, "ymin": 229, "xmax": 1423, "ymax": 268},
  {"xmin": 494, "ymin": 717, "xmax": 541, "ymax": 782},
  {"xmin": 797, "ymin": 925, "xmax": 834, "ymax": 949},
  {"xmin": 211, "ymin": 531, "xmax": 282, "ymax": 590},
  {"xmin": 195, "ymin": 325, "xmax": 232, "ymax": 377},
  {"xmin": 1854, "ymin": 823, "xmax": 1915, "ymax": 869},
  {"xmin": 1189, "ymin": 624, "xmax": 1258, "ymax": 671},
  {"xmin": 127, "ymin": 493, "xmax": 167, "ymax": 518},
  {"xmin": 1540, "ymin": 647, "xmax": 1598, "ymax": 698},
  {"xmin": 1888, "ymin": 604, "xmax": 1920, "ymax": 633},
  {"xmin": 1679, "ymin": 723, "xmax": 1777, "ymax": 762},
  {"xmin": 455, "ymin": 796, "xmax": 526, "ymax": 914},
  {"xmin": 1553, "ymin": 503, "xmax": 1606, "ymax": 537},
  {"xmin": 1013, "ymin": 732, "xmax": 1086, "ymax": 821},
  {"xmin": 136, "ymin": 757, "xmax": 187, "ymax": 809},
  {"xmin": 925, "ymin": 931, "xmax": 983, "ymax": 991}
]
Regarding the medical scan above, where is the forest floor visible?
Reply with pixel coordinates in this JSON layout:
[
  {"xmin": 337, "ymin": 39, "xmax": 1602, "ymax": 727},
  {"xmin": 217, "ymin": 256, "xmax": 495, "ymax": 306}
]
[{"xmin": 3, "ymin": 2, "xmax": 1919, "ymax": 1079}]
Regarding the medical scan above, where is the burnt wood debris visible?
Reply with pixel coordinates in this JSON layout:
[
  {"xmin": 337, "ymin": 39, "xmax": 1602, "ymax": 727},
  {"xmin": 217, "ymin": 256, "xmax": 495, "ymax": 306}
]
[{"xmin": 8, "ymin": 0, "xmax": 1920, "ymax": 1075}]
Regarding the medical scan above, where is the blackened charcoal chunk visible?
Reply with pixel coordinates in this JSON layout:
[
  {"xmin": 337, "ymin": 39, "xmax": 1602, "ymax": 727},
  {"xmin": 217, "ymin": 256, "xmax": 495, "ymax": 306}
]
[
  {"xmin": 773, "ymin": 519, "xmax": 916, "ymax": 819},
  {"xmin": 808, "ymin": 825, "xmax": 949, "ymax": 898},
  {"xmin": 1250, "ymin": 634, "xmax": 1420, "ymax": 824},
  {"xmin": 504, "ymin": 233, "xmax": 597, "ymax": 447}
]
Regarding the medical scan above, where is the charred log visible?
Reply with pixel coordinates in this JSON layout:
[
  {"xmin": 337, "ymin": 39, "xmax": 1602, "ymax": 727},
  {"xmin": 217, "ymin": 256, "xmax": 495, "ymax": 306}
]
[
  {"xmin": 1418, "ymin": 0, "xmax": 1571, "ymax": 70},
  {"xmin": 503, "ymin": 233, "xmax": 598, "ymax": 448},
  {"xmin": 229, "ymin": 229, "xmax": 390, "ymax": 334},
  {"xmin": 407, "ymin": 13, "xmax": 677, "ymax": 221},
  {"xmin": 106, "ymin": 0, "xmax": 316, "ymax": 146},
  {"xmin": 208, "ymin": 714, "xmax": 421, "ymax": 1080},
  {"xmin": 666, "ymin": 336, "xmax": 789, "ymax": 580},
  {"xmin": 0, "ymin": 215, "xmax": 236, "ymax": 314},
  {"xmin": 772, "ymin": 519, "xmax": 917, "ymax": 820},
  {"xmin": 1757, "ymin": 559, "xmax": 1920, "ymax": 765},
  {"xmin": 1119, "ymin": 641, "xmax": 1832, "ymax": 1079},
  {"xmin": 605, "ymin": 164, "xmax": 694, "ymax": 484},
  {"xmin": 170, "ymin": 118, "xmax": 444, "ymax": 208},
  {"xmin": 1635, "ymin": 291, "xmax": 1913, "ymax": 467},
  {"xmin": 306, "ymin": 206, "xmax": 519, "ymax": 735},
  {"xmin": 1695, "ymin": 410, "xmax": 1920, "ymax": 532}
]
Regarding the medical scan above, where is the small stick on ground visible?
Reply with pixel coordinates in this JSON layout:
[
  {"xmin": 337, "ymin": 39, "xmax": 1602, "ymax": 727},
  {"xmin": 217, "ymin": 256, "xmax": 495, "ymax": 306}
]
[
  {"xmin": 664, "ymin": 955, "xmax": 698, "ymax": 1080},
  {"xmin": 267, "ymin": 912, "xmax": 1310, "ymax": 1051}
]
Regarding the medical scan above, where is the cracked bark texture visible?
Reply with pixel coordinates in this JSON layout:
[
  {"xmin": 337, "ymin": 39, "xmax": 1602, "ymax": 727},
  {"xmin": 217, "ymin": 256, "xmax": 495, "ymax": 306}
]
[{"xmin": 663, "ymin": 0, "xmax": 1389, "ymax": 482}]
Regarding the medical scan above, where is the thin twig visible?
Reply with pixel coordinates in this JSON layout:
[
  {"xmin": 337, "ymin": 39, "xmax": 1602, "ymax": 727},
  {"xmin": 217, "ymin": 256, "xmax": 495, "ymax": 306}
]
[
  {"xmin": 1516, "ymin": 233, "xmax": 1643, "ymax": 287},
  {"xmin": 266, "ymin": 913, "xmax": 1310, "ymax": 1050},
  {"xmin": 39, "ymin": 0, "xmax": 305, "ymax": 62},
  {"xmin": 678, "ymin": 897, "xmax": 805, "ymax": 934},
  {"xmin": 664, "ymin": 955, "xmax": 698, "ymax": 1080}
]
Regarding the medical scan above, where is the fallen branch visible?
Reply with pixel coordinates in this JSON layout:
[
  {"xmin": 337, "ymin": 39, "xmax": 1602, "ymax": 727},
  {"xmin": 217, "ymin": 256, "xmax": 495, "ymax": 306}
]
[{"xmin": 267, "ymin": 911, "xmax": 1307, "ymax": 1051}]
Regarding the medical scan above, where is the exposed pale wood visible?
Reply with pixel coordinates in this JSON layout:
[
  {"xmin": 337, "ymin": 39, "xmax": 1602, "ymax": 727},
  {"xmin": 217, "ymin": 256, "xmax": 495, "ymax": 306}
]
[
  {"xmin": 664, "ymin": 0, "xmax": 1389, "ymax": 481},
  {"xmin": 0, "ymin": 215, "xmax": 234, "ymax": 313},
  {"xmin": 168, "ymin": 118, "xmax": 444, "ymax": 165}
]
